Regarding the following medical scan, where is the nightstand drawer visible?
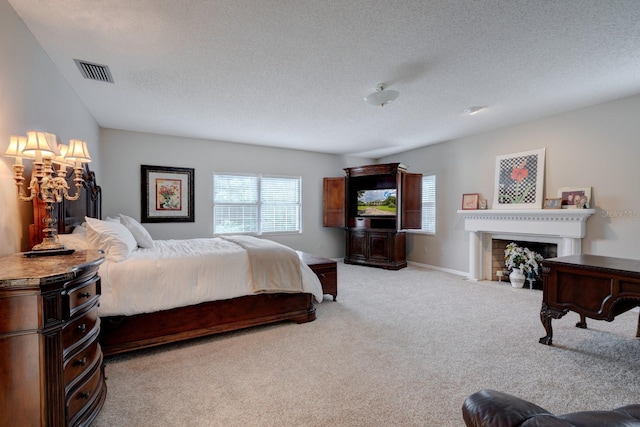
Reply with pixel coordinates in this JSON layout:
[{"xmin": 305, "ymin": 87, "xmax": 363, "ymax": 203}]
[
  {"xmin": 315, "ymin": 267, "xmax": 337, "ymax": 295},
  {"xmin": 297, "ymin": 251, "xmax": 338, "ymax": 301},
  {"xmin": 66, "ymin": 363, "xmax": 104, "ymax": 425},
  {"xmin": 62, "ymin": 306, "xmax": 99, "ymax": 355},
  {"xmin": 66, "ymin": 277, "xmax": 100, "ymax": 319},
  {"xmin": 64, "ymin": 339, "xmax": 101, "ymax": 391}
]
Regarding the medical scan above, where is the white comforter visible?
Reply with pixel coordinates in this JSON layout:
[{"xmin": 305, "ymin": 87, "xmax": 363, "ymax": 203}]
[{"xmin": 98, "ymin": 237, "xmax": 323, "ymax": 317}]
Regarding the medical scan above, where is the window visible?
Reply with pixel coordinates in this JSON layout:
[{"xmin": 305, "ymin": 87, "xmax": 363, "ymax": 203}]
[
  {"xmin": 421, "ymin": 174, "xmax": 436, "ymax": 233},
  {"xmin": 213, "ymin": 173, "xmax": 301, "ymax": 235}
]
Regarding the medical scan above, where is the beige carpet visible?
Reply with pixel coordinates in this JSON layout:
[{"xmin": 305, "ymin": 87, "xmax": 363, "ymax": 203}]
[{"xmin": 93, "ymin": 263, "xmax": 640, "ymax": 426}]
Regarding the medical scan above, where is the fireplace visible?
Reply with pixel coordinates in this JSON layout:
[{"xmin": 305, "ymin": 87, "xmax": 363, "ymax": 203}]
[
  {"xmin": 458, "ymin": 209, "xmax": 594, "ymax": 281},
  {"xmin": 491, "ymin": 239, "xmax": 557, "ymax": 288}
]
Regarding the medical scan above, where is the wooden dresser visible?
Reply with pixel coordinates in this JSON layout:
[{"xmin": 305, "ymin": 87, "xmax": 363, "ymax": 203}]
[{"xmin": 0, "ymin": 250, "xmax": 106, "ymax": 426}]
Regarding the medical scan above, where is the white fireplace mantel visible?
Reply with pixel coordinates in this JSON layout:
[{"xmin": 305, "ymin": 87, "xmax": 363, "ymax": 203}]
[{"xmin": 457, "ymin": 209, "xmax": 595, "ymax": 280}]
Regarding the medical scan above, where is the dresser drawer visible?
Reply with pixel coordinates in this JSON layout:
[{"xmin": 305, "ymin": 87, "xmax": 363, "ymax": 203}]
[
  {"xmin": 64, "ymin": 338, "xmax": 101, "ymax": 391},
  {"xmin": 62, "ymin": 306, "xmax": 99, "ymax": 355},
  {"xmin": 65, "ymin": 277, "xmax": 100, "ymax": 319},
  {"xmin": 66, "ymin": 363, "xmax": 104, "ymax": 425}
]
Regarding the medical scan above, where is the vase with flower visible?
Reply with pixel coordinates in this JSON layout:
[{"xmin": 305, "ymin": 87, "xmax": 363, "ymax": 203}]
[{"xmin": 504, "ymin": 242, "xmax": 544, "ymax": 288}]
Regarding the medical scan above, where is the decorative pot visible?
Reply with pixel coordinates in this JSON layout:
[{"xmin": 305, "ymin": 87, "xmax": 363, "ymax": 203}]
[{"xmin": 509, "ymin": 268, "xmax": 526, "ymax": 288}]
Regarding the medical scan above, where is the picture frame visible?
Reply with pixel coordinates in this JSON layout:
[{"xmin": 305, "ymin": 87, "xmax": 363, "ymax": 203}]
[
  {"xmin": 478, "ymin": 199, "xmax": 488, "ymax": 209},
  {"xmin": 492, "ymin": 148, "xmax": 545, "ymax": 210},
  {"xmin": 543, "ymin": 198, "xmax": 562, "ymax": 209},
  {"xmin": 141, "ymin": 165, "xmax": 195, "ymax": 222},
  {"xmin": 557, "ymin": 187, "xmax": 591, "ymax": 209},
  {"xmin": 462, "ymin": 193, "xmax": 479, "ymax": 210}
]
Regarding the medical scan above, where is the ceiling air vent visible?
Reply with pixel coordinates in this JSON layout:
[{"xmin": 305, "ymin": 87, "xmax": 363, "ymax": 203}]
[{"xmin": 74, "ymin": 59, "xmax": 114, "ymax": 83}]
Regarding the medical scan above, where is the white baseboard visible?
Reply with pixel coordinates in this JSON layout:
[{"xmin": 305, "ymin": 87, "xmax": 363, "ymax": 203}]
[{"xmin": 407, "ymin": 261, "xmax": 468, "ymax": 278}]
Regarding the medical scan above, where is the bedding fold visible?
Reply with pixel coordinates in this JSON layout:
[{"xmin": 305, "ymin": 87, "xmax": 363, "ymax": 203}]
[{"xmin": 220, "ymin": 235, "xmax": 303, "ymax": 294}]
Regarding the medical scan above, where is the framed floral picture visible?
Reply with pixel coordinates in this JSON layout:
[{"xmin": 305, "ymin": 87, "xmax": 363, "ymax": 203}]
[
  {"xmin": 492, "ymin": 148, "xmax": 545, "ymax": 210},
  {"xmin": 141, "ymin": 165, "xmax": 195, "ymax": 222}
]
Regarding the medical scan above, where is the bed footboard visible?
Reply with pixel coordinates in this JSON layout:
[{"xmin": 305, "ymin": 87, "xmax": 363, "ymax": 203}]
[{"xmin": 99, "ymin": 293, "xmax": 315, "ymax": 356}]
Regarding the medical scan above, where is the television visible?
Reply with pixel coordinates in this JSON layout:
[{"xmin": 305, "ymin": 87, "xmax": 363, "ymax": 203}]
[{"xmin": 356, "ymin": 189, "xmax": 397, "ymax": 216}]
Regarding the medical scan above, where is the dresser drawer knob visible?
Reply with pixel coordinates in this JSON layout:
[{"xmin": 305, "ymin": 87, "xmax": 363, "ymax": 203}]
[
  {"xmin": 79, "ymin": 291, "xmax": 92, "ymax": 298},
  {"xmin": 74, "ymin": 356, "xmax": 87, "ymax": 367},
  {"xmin": 79, "ymin": 391, "xmax": 91, "ymax": 400},
  {"xmin": 77, "ymin": 323, "xmax": 86, "ymax": 333}
]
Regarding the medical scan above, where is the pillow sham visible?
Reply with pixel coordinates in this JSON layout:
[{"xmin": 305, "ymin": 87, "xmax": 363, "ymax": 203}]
[
  {"xmin": 119, "ymin": 214, "xmax": 154, "ymax": 248},
  {"xmin": 58, "ymin": 233, "xmax": 89, "ymax": 250},
  {"xmin": 85, "ymin": 217, "xmax": 138, "ymax": 262},
  {"xmin": 71, "ymin": 222, "xmax": 87, "ymax": 235}
]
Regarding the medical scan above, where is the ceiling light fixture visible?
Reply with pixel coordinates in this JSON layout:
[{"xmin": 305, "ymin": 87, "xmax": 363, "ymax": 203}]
[
  {"xmin": 364, "ymin": 85, "xmax": 399, "ymax": 107},
  {"xmin": 463, "ymin": 106, "xmax": 487, "ymax": 115}
]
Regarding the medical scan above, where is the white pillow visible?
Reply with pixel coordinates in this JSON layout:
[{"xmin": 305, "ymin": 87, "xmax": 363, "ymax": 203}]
[
  {"xmin": 85, "ymin": 217, "xmax": 138, "ymax": 262},
  {"xmin": 72, "ymin": 222, "xmax": 87, "ymax": 235},
  {"xmin": 58, "ymin": 233, "xmax": 89, "ymax": 250},
  {"xmin": 119, "ymin": 214, "xmax": 154, "ymax": 248}
]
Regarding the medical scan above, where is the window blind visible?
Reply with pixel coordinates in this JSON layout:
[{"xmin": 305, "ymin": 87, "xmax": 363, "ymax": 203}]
[
  {"xmin": 421, "ymin": 174, "xmax": 436, "ymax": 233},
  {"xmin": 213, "ymin": 174, "xmax": 301, "ymax": 234}
]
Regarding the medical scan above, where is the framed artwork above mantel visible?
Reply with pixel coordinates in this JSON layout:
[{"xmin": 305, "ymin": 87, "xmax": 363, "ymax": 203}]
[
  {"xmin": 492, "ymin": 148, "xmax": 545, "ymax": 210},
  {"xmin": 141, "ymin": 165, "xmax": 195, "ymax": 223}
]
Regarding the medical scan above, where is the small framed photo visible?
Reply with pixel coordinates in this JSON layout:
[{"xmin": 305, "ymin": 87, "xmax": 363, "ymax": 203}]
[
  {"xmin": 557, "ymin": 187, "xmax": 591, "ymax": 209},
  {"xmin": 462, "ymin": 193, "xmax": 480, "ymax": 210},
  {"xmin": 543, "ymin": 198, "xmax": 562, "ymax": 209},
  {"xmin": 141, "ymin": 165, "xmax": 195, "ymax": 222},
  {"xmin": 478, "ymin": 199, "xmax": 488, "ymax": 209}
]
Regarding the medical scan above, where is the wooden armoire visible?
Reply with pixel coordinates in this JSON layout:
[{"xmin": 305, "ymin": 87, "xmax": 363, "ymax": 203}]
[{"xmin": 323, "ymin": 163, "xmax": 422, "ymax": 270}]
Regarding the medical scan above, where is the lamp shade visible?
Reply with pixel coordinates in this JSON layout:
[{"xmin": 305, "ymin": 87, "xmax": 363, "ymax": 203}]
[
  {"xmin": 22, "ymin": 131, "xmax": 59, "ymax": 160},
  {"xmin": 4, "ymin": 135, "xmax": 27, "ymax": 158},
  {"xmin": 52, "ymin": 144, "xmax": 70, "ymax": 166},
  {"xmin": 65, "ymin": 139, "xmax": 91, "ymax": 164},
  {"xmin": 364, "ymin": 85, "xmax": 399, "ymax": 107}
]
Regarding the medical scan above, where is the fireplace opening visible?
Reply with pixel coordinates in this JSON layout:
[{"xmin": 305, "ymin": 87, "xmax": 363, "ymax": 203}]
[{"xmin": 491, "ymin": 239, "xmax": 558, "ymax": 289}]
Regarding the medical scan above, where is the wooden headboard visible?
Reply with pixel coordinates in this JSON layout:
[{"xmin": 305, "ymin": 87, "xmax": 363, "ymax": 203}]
[
  {"xmin": 30, "ymin": 165, "xmax": 102, "ymax": 247},
  {"xmin": 58, "ymin": 164, "xmax": 102, "ymax": 232}
]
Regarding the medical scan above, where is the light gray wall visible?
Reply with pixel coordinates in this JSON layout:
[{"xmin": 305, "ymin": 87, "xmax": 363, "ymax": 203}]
[
  {"xmin": 0, "ymin": 0, "xmax": 101, "ymax": 255},
  {"xmin": 100, "ymin": 128, "xmax": 371, "ymax": 258},
  {"xmin": 4, "ymin": 0, "xmax": 639, "ymax": 267},
  {"xmin": 381, "ymin": 94, "xmax": 640, "ymax": 274}
]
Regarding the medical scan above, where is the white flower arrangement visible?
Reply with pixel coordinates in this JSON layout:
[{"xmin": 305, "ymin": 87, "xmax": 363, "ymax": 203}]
[{"xmin": 504, "ymin": 242, "xmax": 544, "ymax": 276}]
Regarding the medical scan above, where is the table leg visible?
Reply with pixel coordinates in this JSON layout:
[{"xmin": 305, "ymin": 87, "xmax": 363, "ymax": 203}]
[
  {"xmin": 539, "ymin": 302, "xmax": 569, "ymax": 345},
  {"xmin": 576, "ymin": 314, "xmax": 587, "ymax": 329}
]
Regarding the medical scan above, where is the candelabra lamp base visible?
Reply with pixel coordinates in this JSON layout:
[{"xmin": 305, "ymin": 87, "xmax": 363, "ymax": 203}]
[{"xmin": 32, "ymin": 235, "xmax": 66, "ymax": 251}]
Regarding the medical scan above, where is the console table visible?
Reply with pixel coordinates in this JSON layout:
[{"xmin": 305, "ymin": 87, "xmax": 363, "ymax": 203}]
[{"xmin": 539, "ymin": 254, "xmax": 640, "ymax": 345}]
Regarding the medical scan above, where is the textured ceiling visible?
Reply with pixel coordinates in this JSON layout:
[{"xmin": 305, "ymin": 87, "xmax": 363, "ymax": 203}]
[{"xmin": 8, "ymin": 0, "xmax": 640, "ymax": 158}]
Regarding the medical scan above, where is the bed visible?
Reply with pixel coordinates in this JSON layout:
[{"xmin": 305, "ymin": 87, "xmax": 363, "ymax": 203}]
[{"xmin": 50, "ymin": 166, "xmax": 322, "ymax": 356}]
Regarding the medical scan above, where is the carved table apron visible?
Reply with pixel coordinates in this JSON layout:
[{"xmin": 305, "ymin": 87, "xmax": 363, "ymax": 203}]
[{"xmin": 540, "ymin": 254, "xmax": 640, "ymax": 345}]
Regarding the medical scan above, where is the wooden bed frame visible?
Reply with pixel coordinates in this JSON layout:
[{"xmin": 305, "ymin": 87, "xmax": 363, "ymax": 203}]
[{"xmin": 49, "ymin": 166, "xmax": 316, "ymax": 356}]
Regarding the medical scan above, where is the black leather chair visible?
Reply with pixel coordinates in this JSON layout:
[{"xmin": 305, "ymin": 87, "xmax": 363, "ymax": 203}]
[{"xmin": 462, "ymin": 389, "xmax": 640, "ymax": 426}]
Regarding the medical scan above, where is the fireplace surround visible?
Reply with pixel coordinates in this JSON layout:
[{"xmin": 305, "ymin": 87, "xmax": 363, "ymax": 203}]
[{"xmin": 458, "ymin": 209, "xmax": 595, "ymax": 281}]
